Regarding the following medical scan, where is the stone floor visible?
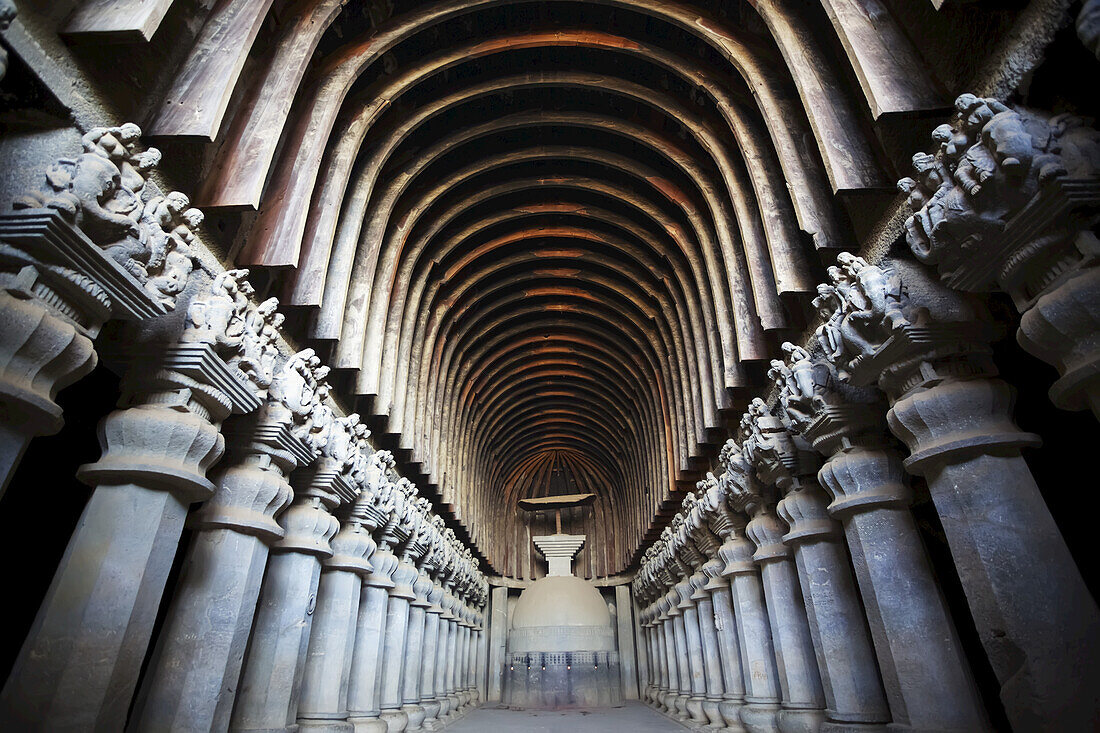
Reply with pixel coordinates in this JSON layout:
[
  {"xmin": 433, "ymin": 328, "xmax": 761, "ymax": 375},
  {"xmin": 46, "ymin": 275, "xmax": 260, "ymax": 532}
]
[{"xmin": 444, "ymin": 703, "xmax": 681, "ymax": 731}]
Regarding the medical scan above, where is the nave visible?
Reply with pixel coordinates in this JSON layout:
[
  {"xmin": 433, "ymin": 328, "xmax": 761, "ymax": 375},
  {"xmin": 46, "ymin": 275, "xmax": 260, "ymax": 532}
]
[{"xmin": 0, "ymin": 1, "xmax": 1099, "ymax": 732}]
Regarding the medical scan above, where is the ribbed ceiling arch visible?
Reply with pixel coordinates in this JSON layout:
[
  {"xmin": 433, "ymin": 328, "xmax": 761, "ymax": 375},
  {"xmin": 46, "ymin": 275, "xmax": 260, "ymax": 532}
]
[{"xmin": 130, "ymin": 0, "xmax": 947, "ymax": 578}]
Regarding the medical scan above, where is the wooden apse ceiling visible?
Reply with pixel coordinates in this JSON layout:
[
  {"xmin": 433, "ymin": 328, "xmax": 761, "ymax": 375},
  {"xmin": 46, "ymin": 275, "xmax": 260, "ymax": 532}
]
[{"xmin": 60, "ymin": 0, "xmax": 951, "ymax": 578}]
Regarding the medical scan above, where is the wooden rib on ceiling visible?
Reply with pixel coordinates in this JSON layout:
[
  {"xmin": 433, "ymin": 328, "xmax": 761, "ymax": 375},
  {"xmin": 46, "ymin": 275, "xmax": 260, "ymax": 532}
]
[{"xmin": 80, "ymin": 0, "xmax": 954, "ymax": 577}]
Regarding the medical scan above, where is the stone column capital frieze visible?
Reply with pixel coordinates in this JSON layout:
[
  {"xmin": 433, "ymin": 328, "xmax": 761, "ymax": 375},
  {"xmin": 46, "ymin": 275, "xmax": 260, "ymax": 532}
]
[{"xmin": 897, "ymin": 94, "xmax": 1099, "ymax": 309}]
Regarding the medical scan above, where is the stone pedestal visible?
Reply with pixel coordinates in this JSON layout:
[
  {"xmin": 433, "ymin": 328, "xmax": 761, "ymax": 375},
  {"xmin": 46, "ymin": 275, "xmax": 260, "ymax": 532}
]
[{"xmin": 0, "ymin": 343, "xmax": 251, "ymax": 731}]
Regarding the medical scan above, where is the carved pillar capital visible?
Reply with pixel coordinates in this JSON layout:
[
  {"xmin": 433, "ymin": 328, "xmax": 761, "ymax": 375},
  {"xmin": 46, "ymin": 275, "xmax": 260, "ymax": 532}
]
[
  {"xmin": 898, "ymin": 97, "xmax": 1100, "ymax": 418},
  {"xmin": 816, "ymin": 445, "xmax": 911, "ymax": 517},
  {"xmin": 771, "ymin": 341, "xmax": 888, "ymax": 454}
]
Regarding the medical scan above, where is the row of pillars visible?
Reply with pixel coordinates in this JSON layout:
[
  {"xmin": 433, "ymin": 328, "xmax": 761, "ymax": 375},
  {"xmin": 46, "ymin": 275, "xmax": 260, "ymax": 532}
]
[
  {"xmin": 0, "ymin": 197, "xmax": 491, "ymax": 731},
  {"xmin": 634, "ymin": 252, "xmax": 1100, "ymax": 733},
  {"xmin": 633, "ymin": 94, "xmax": 1100, "ymax": 733}
]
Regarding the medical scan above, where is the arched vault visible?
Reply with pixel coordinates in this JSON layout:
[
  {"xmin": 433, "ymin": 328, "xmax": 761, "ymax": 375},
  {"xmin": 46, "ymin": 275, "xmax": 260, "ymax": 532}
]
[{"xmin": 116, "ymin": 0, "xmax": 949, "ymax": 578}]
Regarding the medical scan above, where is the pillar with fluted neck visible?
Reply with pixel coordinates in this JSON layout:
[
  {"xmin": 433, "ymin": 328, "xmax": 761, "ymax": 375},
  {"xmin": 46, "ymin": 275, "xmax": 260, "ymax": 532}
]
[
  {"xmin": 297, "ymin": 444, "xmax": 386, "ymax": 733},
  {"xmin": 684, "ymin": 498, "xmax": 730, "ymax": 730},
  {"xmin": 742, "ymin": 401, "xmax": 891, "ymax": 733},
  {"xmin": 442, "ymin": 590, "xmax": 462, "ymax": 719},
  {"xmin": 642, "ymin": 604, "xmax": 656, "ymax": 704},
  {"xmin": 696, "ymin": 474, "xmax": 750, "ymax": 732},
  {"xmin": 378, "ymin": 487, "xmax": 424, "ymax": 733},
  {"xmin": 713, "ymin": 488, "xmax": 782, "ymax": 733},
  {"xmin": 673, "ymin": 562, "xmax": 708, "ymax": 727},
  {"xmin": 662, "ymin": 585, "xmax": 689, "ymax": 720},
  {"xmin": 728, "ymin": 451, "xmax": 824, "ymax": 733},
  {"xmin": 402, "ymin": 544, "xmax": 439, "ymax": 731},
  {"xmin": 418, "ymin": 576, "xmax": 444, "ymax": 730},
  {"xmin": 455, "ymin": 602, "xmax": 472, "ymax": 712},
  {"xmin": 660, "ymin": 587, "xmax": 680, "ymax": 715}
]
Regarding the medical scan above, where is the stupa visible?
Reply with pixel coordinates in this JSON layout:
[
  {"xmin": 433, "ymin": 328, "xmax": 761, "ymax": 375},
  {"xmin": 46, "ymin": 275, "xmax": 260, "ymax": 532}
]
[{"xmin": 503, "ymin": 517, "xmax": 623, "ymax": 709}]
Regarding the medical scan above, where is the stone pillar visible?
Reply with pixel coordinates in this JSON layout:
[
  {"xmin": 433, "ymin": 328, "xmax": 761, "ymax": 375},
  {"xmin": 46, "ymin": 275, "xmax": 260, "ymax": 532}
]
[
  {"xmin": 454, "ymin": 607, "xmax": 470, "ymax": 712},
  {"xmin": 401, "ymin": 565, "xmax": 432, "ymax": 731},
  {"xmin": 431, "ymin": 587, "xmax": 453, "ymax": 722},
  {"xmin": 651, "ymin": 599, "xmax": 670, "ymax": 711},
  {"xmin": 441, "ymin": 590, "xmax": 461, "ymax": 720},
  {"xmin": 819, "ymin": 444, "xmax": 990, "ymax": 731},
  {"xmin": 815, "ymin": 255, "xmax": 1100, "ymax": 730},
  {"xmin": 667, "ymin": 586, "xmax": 691, "ymax": 721},
  {"xmin": 0, "ymin": 304, "xmax": 259, "ymax": 731},
  {"xmin": 486, "ymin": 585, "xmax": 508, "ymax": 703},
  {"xmin": 615, "ymin": 584, "xmax": 640, "ymax": 700},
  {"xmin": 377, "ymin": 481, "xmax": 423, "ymax": 733},
  {"xmin": 131, "ymin": 351, "xmax": 325, "ymax": 732},
  {"xmin": 346, "ymin": 503, "xmax": 399, "ymax": 733},
  {"xmin": 658, "ymin": 590, "xmax": 679, "ymax": 715},
  {"xmin": 727, "ymin": 448, "xmax": 825, "ymax": 733},
  {"xmin": 697, "ymin": 474, "xmax": 750, "ymax": 733},
  {"xmin": 692, "ymin": 570, "xmax": 725, "ymax": 730},
  {"xmin": 776, "ymin": 480, "xmax": 890, "ymax": 732},
  {"xmin": 297, "ymin": 443, "xmax": 389, "ymax": 733},
  {"xmin": 673, "ymin": 568, "xmax": 708, "ymax": 727},
  {"xmin": 718, "ymin": 515, "xmax": 781, "ymax": 733},
  {"xmin": 632, "ymin": 589, "xmax": 651, "ymax": 703},
  {"xmin": 419, "ymin": 574, "xmax": 445, "ymax": 731},
  {"xmin": 229, "ymin": 455, "xmax": 350, "ymax": 731},
  {"xmin": 682, "ymin": 507, "xmax": 729, "ymax": 730},
  {"xmin": 772, "ymin": 343, "xmax": 991, "ymax": 732},
  {"xmin": 467, "ymin": 603, "xmax": 484, "ymax": 707},
  {"xmin": 475, "ymin": 593, "xmax": 489, "ymax": 704},
  {"xmin": 741, "ymin": 401, "xmax": 891, "ymax": 732}
]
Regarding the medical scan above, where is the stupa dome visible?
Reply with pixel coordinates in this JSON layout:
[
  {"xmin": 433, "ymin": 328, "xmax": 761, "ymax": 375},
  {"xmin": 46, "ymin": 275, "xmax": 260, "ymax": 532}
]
[{"xmin": 512, "ymin": 575, "xmax": 611, "ymax": 630}]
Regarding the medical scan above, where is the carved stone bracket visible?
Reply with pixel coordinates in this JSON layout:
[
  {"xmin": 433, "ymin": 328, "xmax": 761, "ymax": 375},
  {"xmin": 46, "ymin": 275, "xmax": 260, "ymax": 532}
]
[
  {"xmin": 0, "ymin": 209, "xmax": 166, "ymax": 327},
  {"xmin": 899, "ymin": 95, "xmax": 1100, "ymax": 418}
]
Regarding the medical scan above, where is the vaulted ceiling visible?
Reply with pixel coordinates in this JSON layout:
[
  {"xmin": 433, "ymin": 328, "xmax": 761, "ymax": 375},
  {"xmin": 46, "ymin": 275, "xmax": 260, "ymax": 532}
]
[{"xmin": 57, "ymin": 0, "xmax": 961, "ymax": 578}]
